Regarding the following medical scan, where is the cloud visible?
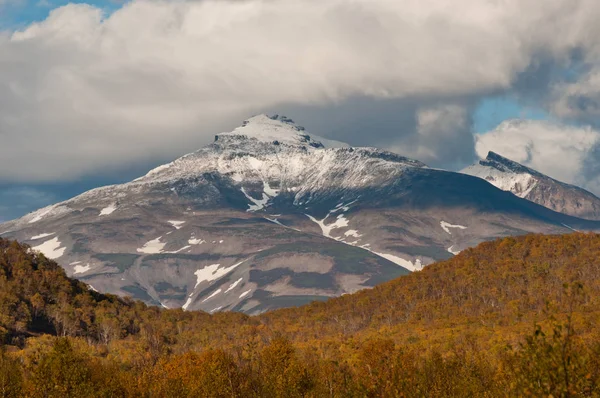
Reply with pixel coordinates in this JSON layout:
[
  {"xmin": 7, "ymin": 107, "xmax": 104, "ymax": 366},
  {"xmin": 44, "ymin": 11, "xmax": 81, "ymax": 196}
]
[
  {"xmin": 403, "ymin": 103, "xmax": 475, "ymax": 169},
  {"xmin": 550, "ymin": 69, "xmax": 600, "ymax": 124},
  {"xmin": 474, "ymin": 119, "xmax": 600, "ymax": 193},
  {"xmin": 1, "ymin": 0, "xmax": 600, "ymax": 181},
  {"xmin": 275, "ymin": 98, "xmax": 475, "ymax": 169}
]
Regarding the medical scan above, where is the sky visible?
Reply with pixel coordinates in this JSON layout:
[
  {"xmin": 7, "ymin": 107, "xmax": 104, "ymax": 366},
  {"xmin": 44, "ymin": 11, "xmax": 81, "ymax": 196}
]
[{"xmin": 2, "ymin": 0, "xmax": 600, "ymax": 221}]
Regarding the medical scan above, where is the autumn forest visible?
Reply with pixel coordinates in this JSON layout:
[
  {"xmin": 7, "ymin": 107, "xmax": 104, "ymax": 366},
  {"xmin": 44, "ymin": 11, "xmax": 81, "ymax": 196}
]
[{"xmin": 1, "ymin": 234, "xmax": 600, "ymax": 397}]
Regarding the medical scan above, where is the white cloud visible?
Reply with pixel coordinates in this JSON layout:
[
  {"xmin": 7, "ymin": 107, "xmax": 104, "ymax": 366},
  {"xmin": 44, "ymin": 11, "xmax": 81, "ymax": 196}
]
[
  {"xmin": 1, "ymin": 0, "xmax": 600, "ymax": 181},
  {"xmin": 474, "ymin": 119, "xmax": 600, "ymax": 192}
]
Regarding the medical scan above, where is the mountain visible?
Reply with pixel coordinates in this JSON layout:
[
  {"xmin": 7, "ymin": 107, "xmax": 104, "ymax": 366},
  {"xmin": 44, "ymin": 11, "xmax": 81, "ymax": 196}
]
[
  {"xmin": 2, "ymin": 114, "xmax": 600, "ymax": 314},
  {"xmin": 462, "ymin": 151, "xmax": 600, "ymax": 220}
]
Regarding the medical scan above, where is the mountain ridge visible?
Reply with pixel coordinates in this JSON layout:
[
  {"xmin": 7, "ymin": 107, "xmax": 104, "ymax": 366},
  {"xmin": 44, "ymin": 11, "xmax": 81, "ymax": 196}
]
[
  {"xmin": 462, "ymin": 150, "xmax": 600, "ymax": 220},
  {"xmin": 2, "ymin": 115, "xmax": 600, "ymax": 313}
]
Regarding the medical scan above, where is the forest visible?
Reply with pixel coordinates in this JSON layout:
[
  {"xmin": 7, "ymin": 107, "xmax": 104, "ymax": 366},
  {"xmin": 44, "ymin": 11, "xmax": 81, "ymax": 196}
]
[{"xmin": 1, "ymin": 233, "xmax": 600, "ymax": 397}]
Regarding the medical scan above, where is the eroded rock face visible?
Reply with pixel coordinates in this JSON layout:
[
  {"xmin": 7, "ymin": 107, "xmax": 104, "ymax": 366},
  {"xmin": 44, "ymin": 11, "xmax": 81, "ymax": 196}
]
[
  {"xmin": 3, "ymin": 115, "xmax": 600, "ymax": 314},
  {"xmin": 463, "ymin": 151, "xmax": 600, "ymax": 221}
]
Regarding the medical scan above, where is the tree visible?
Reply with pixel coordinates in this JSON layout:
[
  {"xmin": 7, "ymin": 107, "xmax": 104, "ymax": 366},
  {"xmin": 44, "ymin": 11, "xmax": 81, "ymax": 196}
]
[
  {"xmin": 0, "ymin": 350, "xmax": 22, "ymax": 398},
  {"xmin": 258, "ymin": 337, "xmax": 314, "ymax": 398},
  {"xmin": 508, "ymin": 284, "xmax": 598, "ymax": 397},
  {"xmin": 27, "ymin": 338, "xmax": 94, "ymax": 398}
]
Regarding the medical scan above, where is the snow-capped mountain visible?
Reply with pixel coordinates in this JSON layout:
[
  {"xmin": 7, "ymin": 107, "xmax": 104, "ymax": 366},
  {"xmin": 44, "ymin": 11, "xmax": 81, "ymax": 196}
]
[
  {"xmin": 2, "ymin": 115, "xmax": 600, "ymax": 314},
  {"xmin": 462, "ymin": 151, "xmax": 600, "ymax": 221}
]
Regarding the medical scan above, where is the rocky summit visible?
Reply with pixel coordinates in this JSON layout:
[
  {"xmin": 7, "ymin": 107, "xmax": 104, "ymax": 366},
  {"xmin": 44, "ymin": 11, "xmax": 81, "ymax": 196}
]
[
  {"xmin": 462, "ymin": 151, "xmax": 600, "ymax": 221},
  {"xmin": 2, "ymin": 115, "xmax": 600, "ymax": 314}
]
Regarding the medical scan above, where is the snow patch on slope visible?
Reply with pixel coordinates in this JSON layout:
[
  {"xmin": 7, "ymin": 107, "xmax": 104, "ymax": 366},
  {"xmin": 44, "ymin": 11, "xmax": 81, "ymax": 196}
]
[
  {"xmin": 561, "ymin": 223, "xmax": 580, "ymax": 232},
  {"xmin": 74, "ymin": 264, "xmax": 92, "ymax": 274},
  {"xmin": 182, "ymin": 296, "xmax": 194, "ymax": 311},
  {"xmin": 28, "ymin": 208, "xmax": 53, "ymax": 223},
  {"xmin": 32, "ymin": 237, "xmax": 66, "ymax": 259},
  {"xmin": 344, "ymin": 230, "xmax": 362, "ymax": 238},
  {"xmin": 193, "ymin": 260, "xmax": 246, "ymax": 288},
  {"xmin": 202, "ymin": 289, "xmax": 222, "ymax": 302},
  {"xmin": 306, "ymin": 213, "xmax": 350, "ymax": 239},
  {"xmin": 262, "ymin": 181, "xmax": 280, "ymax": 197},
  {"xmin": 30, "ymin": 232, "xmax": 55, "ymax": 240},
  {"xmin": 189, "ymin": 236, "xmax": 205, "ymax": 245},
  {"xmin": 137, "ymin": 237, "xmax": 166, "ymax": 254},
  {"xmin": 447, "ymin": 245, "xmax": 461, "ymax": 255},
  {"xmin": 241, "ymin": 180, "xmax": 280, "ymax": 212},
  {"xmin": 265, "ymin": 217, "xmax": 300, "ymax": 231},
  {"xmin": 165, "ymin": 245, "xmax": 191, "ymax": 254},
  {"xmin": 306, "ymin": 202, "xmax": 358, "ymax": 239},
  {"xmin": 371, "ymin": 251, "xmax": 422, "ymax": 272},
  {"xmin": 440, "ymin": 221, "xmax": 467, "ymax": 235},
  {"xmin": 265, "ymin": 217, "xmax": 285, "ymax": 227},
  {"xmin": 168, "ymin": 220, "xmax": 185, "ymax": 229},
  {"xmin": 225, "ymin": 278, "xmax": 243, "ymax": 293},
  {"xmin": 241, "ymin": 188, "xmax": 270, "ymax": 212},
  {"xmin": 99, "ymin": 204, "xmax": 117, "ymax": 216},
  {"xmin": 307, "ymin": 203, "xmax": 419, "ymax": 272},
  {"xmin": 332, "ymin": 200, "xmax": 359, "ymax": 213}
]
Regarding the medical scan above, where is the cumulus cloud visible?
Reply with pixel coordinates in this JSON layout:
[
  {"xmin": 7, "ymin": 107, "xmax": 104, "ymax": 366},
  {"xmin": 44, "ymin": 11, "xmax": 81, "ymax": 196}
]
[
  {"xmin": 371, "ymin": 102, "xmax": 475, "ymax": 169},
  {"xmin": 2, "ymin": 0, "xmax": 600, "ymax": 181},
  {"xmin": 276, "ymin": 99, "xmax": 475, "ymax": 169},
  {"xmin": 410, "ymin": 104, "xmax": 474, "ymax": 168},
  {"xmin": 550, "ymin": 69, "xmax": 600, "ymax": 124},
  {"xmin": 474, "ymin": 119, "xmax": 600, "ymax": 193}
]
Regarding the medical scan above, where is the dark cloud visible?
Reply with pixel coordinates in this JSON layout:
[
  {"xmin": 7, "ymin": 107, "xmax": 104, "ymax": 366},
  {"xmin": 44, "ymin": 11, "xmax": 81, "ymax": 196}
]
[
  {"xmin": 0, "ymin": 186, "xmax": 57, "ymax": 223},
  {"xmin": 0, "ymin": 161, "xmax": 161, "ymax": 222},
  {"xmin": 276, "ymin": 96, "xmax": 476, "ymax": 170},
  {"xmin": 274, "ymin": 97, "xmax": 418, "ymax": 148}
]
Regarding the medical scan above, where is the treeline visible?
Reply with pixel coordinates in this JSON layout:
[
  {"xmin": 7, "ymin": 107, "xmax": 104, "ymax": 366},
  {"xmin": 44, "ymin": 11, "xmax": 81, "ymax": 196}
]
[
  {"xmin": 3, "ymin": 321, "xmax": 600, "ymax": 397},
  {"xmin": 1, "ymin": 234, "xmax": 600, "ymax": 396}
]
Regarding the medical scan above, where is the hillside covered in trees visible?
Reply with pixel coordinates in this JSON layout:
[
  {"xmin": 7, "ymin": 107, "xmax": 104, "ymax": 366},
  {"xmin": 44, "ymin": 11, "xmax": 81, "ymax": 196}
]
[{"xmin": 1, "ymin": 234, "xmax": 600, "ymax": 396}]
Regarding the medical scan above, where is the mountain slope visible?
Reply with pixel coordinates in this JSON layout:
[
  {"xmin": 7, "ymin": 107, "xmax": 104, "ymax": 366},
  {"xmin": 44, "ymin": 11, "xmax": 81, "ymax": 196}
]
[
  {"xmin": 5, "ymin": 232, "xmax": 600, "ymax": 347},
  {"xmin": 2, "ymin": 115, "xmax": 600, "ymax": 314},
  {"xmin": 462, "ymin": 151, "xmax": 600, "ymax": 220}
]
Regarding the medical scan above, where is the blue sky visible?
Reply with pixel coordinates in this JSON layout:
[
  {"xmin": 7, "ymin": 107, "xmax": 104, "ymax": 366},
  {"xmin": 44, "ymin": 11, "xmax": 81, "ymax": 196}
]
[
  {"xmin": 472, "ymin": 97, "xmax": 551, "ymax": 134},
  {"xmin": 0, "ymin": 0, "xmax": 122, "ymax": 29}
]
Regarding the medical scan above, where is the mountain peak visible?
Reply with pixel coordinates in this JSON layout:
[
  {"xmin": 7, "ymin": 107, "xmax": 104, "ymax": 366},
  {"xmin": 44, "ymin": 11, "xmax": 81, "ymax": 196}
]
[
  {"xmin": 485, "ymin": 151, "xmax": 506, "ymax": 161},
  {"xmin": 462, "ymin": 150, "xmax": 600, "ymax": 220},
  {"xmin": 482, "ymin": 151, "xmax": 540, "ymax": 176},
  {"xmin": 215, "ymin": 114, "xmax": 349, "ymax": 149}
]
